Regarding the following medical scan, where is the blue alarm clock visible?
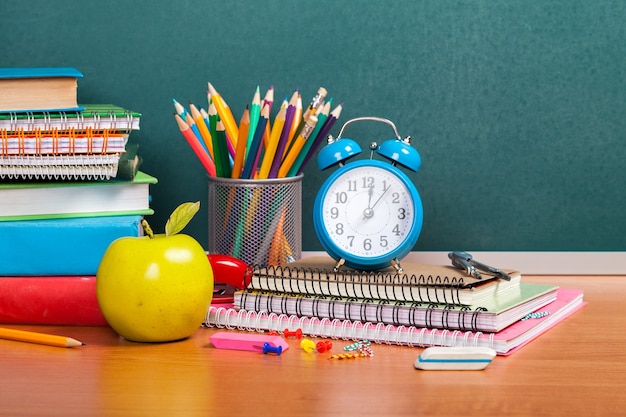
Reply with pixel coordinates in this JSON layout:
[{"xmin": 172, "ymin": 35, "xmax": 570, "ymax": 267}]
[{"xmin": 313, "ymin": 117, "xmax": 423, "ymax": 272}]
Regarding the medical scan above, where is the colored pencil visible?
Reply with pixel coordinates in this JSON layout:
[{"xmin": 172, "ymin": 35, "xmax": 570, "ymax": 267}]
[
  {"xmin": 215, "ymin": 120, "xmax": 232, "ymax": 178},
  {"xmin": 231, "ymin": 105, "xmax": 250, "ymax": 178},
  {"xmin": 268, "ymin": 91, "xmax": 298, "ymax": 178},
  {"xmin": 0, "ymin": 327, "xmax": 83, "ymax": 348},
  {"xmin": 288, "ymin": 99, "xmax": 331, "ymax": 176},
  {"xmin": 241, "ymin": 103, "xmax": 269, "ymax": 179},
  {"xmin": 175, "ymin": 113, "xmax": 217, "ymax": 177},
  {"xmin": 297, "ymin": 102, "xmax": 343, "ymax": 174},
  {"xmin": 189, "ymin": 102, "xmax": 214, "ymax": 159},
  {"xmin": 278, "ymin": 115, "xmax": 318, "ymax": 178},
  {"xmin": 246, "ymin": 86, "xmax": 262, "ymax": 156},
  {"xmin": 207, "ymin": 82, "xmax": 239, "ymax": 148},
  {"xmin": 258, "ymin": 103, "xmax": 286, "ymax": 179}
]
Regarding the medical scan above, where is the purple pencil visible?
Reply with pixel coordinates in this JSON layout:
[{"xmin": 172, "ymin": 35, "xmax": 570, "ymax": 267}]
[{"xmin": 268, "ymin": 96, "xmax": 297, "ymax": 178}]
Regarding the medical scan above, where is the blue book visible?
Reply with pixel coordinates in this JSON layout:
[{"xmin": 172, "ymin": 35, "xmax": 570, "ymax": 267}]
[
  {"xmin": 0, "ymin": 215, "xmax": 143, "ymax": 276},
  {"xmin": 0, "ymin": 67, "xmax": 84, "ymax": 113}
]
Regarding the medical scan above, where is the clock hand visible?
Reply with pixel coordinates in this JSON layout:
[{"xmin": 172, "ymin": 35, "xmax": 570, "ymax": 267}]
[
  {"xmin": 363, "ymin": 186, "xmax": 374, "ymax": 219},
  {"xmin": 370, "ymin": 184, "xmax": 391, "ymax": 211}
]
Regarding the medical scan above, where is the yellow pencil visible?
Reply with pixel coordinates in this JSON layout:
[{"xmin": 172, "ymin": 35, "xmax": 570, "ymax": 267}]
[
  {"xmin": 0, "ymin": 327, "xmax": 84, "ymax": 348},
  {"xmin": 207, "ymin": 82, "xmax": 239, "ymax": 148},
  {"xmin": 288, "ymin": 92, "xmax": 303, "ymax": 150},
  {"xmin": 258, "ymin": 104, "xmax": 286, "ymax": 179},
  {"xmin": 278, "ymin": 115, "xmax": 318, "ymax": 178}
]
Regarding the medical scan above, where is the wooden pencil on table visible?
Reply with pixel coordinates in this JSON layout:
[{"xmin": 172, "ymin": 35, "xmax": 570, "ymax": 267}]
[{"xmin": 0, "ymin": 327, "xmax": 84, "ymax": 348}]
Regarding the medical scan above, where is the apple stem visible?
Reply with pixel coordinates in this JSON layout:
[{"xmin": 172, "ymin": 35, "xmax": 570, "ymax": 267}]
[{"xmin": 141, "ymin": 219, "xmax": 155, "ymax": 239}]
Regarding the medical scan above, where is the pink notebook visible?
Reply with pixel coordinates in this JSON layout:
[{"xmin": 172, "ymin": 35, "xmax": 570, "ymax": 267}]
[{"xmin": 204, "ymin": 288, "xmax": 585, "ymax": 356}]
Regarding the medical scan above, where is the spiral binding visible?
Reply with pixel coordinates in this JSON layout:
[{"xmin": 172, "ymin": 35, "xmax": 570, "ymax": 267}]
[
  {"xmin": 236, "ymin": 290, "xmax": 492, "ymax": 332},
  {"xmin": 2, "ymin": 109, "xmax": 138, "ymax": 133},
  {"xmin": 0, "ymin": 153, "xmax": 120, "ymax": 180},
  {"xmin": 204, "ymin": 305, "xmax": 498, "ymax": 352},
  {"xmin": 248, "ymin": 264, "xmax": 469, "ymax": 305}
]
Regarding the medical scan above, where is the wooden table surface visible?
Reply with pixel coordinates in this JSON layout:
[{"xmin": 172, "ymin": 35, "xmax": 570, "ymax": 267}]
[{"xmin": 1, "ymin": 275, "xmax": 624, "ymax": 417}]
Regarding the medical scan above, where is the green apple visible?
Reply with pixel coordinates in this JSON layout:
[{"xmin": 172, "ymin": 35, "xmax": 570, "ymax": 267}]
[{"xmin": 96, "ymin": 202, "xmax": 214, "ymax": 342}]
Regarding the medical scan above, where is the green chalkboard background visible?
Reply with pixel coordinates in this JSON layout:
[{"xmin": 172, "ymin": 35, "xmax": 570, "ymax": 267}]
[{"xmin": 3, "ymin": 1, "xmax": 625, "ymax": 251}]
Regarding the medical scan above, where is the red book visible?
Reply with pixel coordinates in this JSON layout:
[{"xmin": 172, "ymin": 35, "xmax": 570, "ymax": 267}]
[{"xmin": 0, "ymin": 276, "xmax": 108, "ymax": 326}]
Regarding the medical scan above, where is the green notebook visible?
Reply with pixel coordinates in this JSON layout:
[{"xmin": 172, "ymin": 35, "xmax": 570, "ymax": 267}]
[{"xmin": 0, "ymin": 171, "xmax": 156, "ymax": 221}]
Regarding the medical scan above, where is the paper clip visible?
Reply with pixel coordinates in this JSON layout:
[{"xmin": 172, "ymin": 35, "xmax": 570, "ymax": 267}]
[{"xmin": 448, "ymin": 251, "xmax": 511, "ymax": 281}]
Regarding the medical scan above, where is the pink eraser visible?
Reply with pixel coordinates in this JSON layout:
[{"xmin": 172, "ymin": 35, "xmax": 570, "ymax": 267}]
[{"xmin": 209, "ymin": 332, "xmax": 289, "ymax": 353}]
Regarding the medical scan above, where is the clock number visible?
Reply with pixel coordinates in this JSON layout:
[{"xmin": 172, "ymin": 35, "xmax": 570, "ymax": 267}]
[
  {"xmin": 392, "ymin": 224, "xmax": 401, "ymax": 236},
  {"xmin": 380, "ymin": 235, "xmax": 388, "ymax": 248},
  {"xmin": 348, "ymin": 236, "xmax": 355, "ymax": 246},
  {"xmin": 362, "ymin": 176, "xmax": 374, "ymax": 189},
  {"xmin": 335, "ymin": 192, "xmax": 348, "ymax": 204},
  {"xmin": 363, "ymin": 238, "xmax": 372, "ymax": 251},
  {"xmin": 392, "ymin": 192, "xmax": 400, "ymax": 204},
  {"xmin": 398, "ymin": 207, "xmax": 406, "ymax": 220},
  {"xmin": 330, "ymin": 206, "xmax": 339, "ymax": 219},
  {"xmin": 347, "ymin": 180, "xmax": 357, "ymax": 192},
  {"xmin": 335, "ymin": 223, "xmax": 344, "ymax": 235}
]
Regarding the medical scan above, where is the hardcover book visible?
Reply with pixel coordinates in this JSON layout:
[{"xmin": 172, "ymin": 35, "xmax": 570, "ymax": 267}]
[{"xmin": 0, "ymin": 67, "xmax": 83, "ymax": 113}]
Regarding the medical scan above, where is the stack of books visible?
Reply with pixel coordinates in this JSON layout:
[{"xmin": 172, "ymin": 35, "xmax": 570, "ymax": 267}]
[
  {"xmin": 0, "ymin": 67, "xmax": 156, "ymax": 326},
  {"xmin": 204, "ymin": 256, "xmax": 585, "ymax": 355}
]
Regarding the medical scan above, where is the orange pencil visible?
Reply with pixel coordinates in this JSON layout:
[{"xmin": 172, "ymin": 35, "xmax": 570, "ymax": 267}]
[
  {"xmin": 278, "ymin": 115, "xmax": 318, "ymax": 178},
  {"xmin": 189, "ymin": 102, "xmax": 214, "ymax": 159},
  {"xmin": 207, "ymin": 82, "xmax": 239, "ymax": 148},
  {"xmin": 0, "ymin": 326, "xmax": 83, "ymax": 348},
  {"xmin": 175, "ymin": 114, "xmax": 216, "ymax": 177},
  {"xmin": 231, "ymin": 106, "xmax": 250, "ymax": 178}
]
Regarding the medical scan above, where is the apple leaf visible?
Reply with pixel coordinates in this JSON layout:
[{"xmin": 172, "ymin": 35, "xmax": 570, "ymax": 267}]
[{"xmin": 165, "ymin": 201, "xmax": 200, "ymax": 236}]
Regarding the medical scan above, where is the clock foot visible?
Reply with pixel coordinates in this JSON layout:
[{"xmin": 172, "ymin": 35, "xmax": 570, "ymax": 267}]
[
  {"xmin": 390, "ymin": 258, "xmax": 404, "ymax": 273},
  {"xmin": 333, "ymin": 258, "xmax": 346, "ymax": 272}
]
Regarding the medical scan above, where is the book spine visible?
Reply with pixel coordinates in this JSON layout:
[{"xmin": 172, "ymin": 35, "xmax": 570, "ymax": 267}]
[
  {"xmin": 0, "ymin": 276, "xmax": 107, "ymax": 326},
  {"xmin": 0, "ymin": 215, "xmax": 142, "ymax": 275}
]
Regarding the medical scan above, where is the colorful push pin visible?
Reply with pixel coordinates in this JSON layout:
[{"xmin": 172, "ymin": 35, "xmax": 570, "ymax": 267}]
[
  {"xmin": 300, "ymin": 339, "xmax": 316, "ymax": 353},
  {"xmin": 283, "ymin": 328, "xmax": 303, "ymax": 339},
  {"xmin": 315, "ymin": 340, "xmax": 333, "ymax": 353},
  {"xmin": 261, "ymin": 342, "xmax": 283, "ymax": 355}
]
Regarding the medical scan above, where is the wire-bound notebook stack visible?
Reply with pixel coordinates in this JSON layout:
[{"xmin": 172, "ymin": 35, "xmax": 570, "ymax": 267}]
[{"xmin": 204, "ymin": 256, "xmax": 585, "ymax": 355}]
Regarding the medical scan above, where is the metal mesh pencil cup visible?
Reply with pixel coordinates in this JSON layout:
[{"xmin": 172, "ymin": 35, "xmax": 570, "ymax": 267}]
[{"xmin": 208, "ymin": 175, "xmax": 302, "ymax": 266}]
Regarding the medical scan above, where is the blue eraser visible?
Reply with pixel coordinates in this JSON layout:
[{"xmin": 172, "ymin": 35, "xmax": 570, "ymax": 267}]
[{"xmin": 414, "ymin": 347, "xmax": 496, "ymax": 370}]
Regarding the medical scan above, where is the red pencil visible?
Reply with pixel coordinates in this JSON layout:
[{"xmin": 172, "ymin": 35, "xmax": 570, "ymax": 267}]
[{"xmin": 175, "ymin": 113, "xmax": 217, "ymax": 177}]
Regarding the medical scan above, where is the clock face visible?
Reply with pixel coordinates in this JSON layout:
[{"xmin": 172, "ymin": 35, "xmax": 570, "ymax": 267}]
[{"xmin": 315, "ymin": 162, "xmax": 421, "ymax": 265}]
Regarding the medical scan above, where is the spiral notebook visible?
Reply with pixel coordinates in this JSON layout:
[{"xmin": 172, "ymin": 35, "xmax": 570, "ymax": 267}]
[
  {"xmin": 0, "ymin": 104, "xmax": 140, "ymax": 180},
  {"xmin": 0, "ymin": 104, "xmax": 141, "ymax": 131},
  {"xmin": 205, "ymin": 288, "xmax": 585, "ymax": 356},
  {"xmin": 234, "ymin": 282, "xmax": 559, "ymax": 333},
  {"xmin": 246, "ymin": 257, "xmax": 521, "ymax": 306}
]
